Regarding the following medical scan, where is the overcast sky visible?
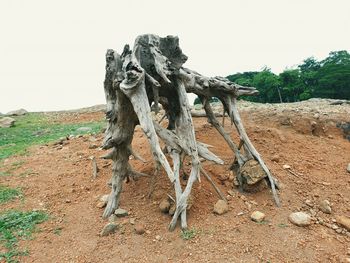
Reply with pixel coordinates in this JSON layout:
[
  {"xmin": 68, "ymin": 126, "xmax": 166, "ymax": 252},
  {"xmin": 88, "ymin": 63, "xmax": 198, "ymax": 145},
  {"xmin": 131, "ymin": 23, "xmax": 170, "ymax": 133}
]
[{"xmin": 0, "ymin": 0, "xmax": 349, "ymax": 113}]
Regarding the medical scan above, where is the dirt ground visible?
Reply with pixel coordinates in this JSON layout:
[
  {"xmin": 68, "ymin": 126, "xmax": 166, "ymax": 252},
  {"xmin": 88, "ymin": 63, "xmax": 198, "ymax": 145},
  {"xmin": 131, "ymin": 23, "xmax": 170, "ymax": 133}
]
[{"xmin": 1, "ymin": 100, "xmax": 350, "ymax": 262}]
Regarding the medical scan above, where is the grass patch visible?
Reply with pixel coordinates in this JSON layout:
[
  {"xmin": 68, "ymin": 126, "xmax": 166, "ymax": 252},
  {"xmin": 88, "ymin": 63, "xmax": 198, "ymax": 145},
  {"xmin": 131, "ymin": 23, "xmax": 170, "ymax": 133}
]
[
  {"xmin": 0, "ymin": 186, "xmax": 21, "ymax": 204},
  {"xmin": 0, "ymin": 210, "xmax": 48, "ymax": 263},
  {"xmin": 0, "ymin": 113, "xmax": 104, "ymax": 160},
  {"xmin": 180, "ymin": 228, "xmax": 197, "ymax": 240}
]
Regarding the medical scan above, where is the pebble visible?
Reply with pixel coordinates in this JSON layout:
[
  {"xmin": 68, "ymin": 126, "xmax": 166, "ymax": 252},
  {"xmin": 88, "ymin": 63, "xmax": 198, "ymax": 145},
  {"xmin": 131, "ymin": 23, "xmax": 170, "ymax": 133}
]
[
  {"xmin": 283, "ymin": 164, "xmax": 291, "ymax": 169},
  {"xmin": 250, "ymin": 211, "xmax": 265, "ymax": 223},
  {"xmin": 134, "ymin": 223, "xmax": 145, "ymax": 235},
  {"xmin": 155, "ymin": 235, "xmax": 161, "ymax": 241},
  {"xmin": 289, "ymin": 212, "xmax": 311, "ymax": 227},
  {"xmin": 159, "ymin": 198, "xmax": 171, "ymax": 213},
  {"xmin": 336, "ymin": 216, "xmax": 350, "ymax": 231},
  {"xmin": 108, "ymin": 214, "xmax": 118, "ymax": 223},
  {"xmin": 96, "ymin": 201, "xmax": 106, "ymax": 208},
  {"xmin": 347, "ymin": 163, "xmax": 350, "ymax": 173},
  {"xmin": 100, "ymin": 194, "xmax": 109, "ymax": 203},
  {"xmin": 114, "ymin": 208, "xmax": 128, "ymax": 217},
  {"xmin": 129, "ymin": 218, "xmax": 136, "ymax": 225},
  {"xmin": 271, "ymin": 154, "xmax": 280, "ymax": 163},
  {"xmin": 305, "ymin": 199, "xmax": 313, "ymax": 207},
  {"xmin": 100, "ymin": 223, "xmax": 118, "ymax": 236},
  {"xmin": 319, "ymin": 200, "xmax": 332, "ymax": 214},
  {"xmin": 213, "ymin": 200, "xmax": 228, "ymax": 215},
  {"xmin": 227, "ymin": 190, "xmax": 235, "ymax": 197}
]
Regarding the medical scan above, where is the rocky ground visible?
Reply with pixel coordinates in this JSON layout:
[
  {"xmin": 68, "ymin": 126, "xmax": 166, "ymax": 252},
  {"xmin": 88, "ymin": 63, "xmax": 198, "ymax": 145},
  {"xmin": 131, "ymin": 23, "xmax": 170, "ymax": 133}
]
[{"xmin": 1, "ymin": 99, "xmax": 350, "ymax": 262}]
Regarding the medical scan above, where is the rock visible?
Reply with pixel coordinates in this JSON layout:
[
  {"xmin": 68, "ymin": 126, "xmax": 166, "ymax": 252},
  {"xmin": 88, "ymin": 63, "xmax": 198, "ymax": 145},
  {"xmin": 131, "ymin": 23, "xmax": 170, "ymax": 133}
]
[
  {"xmin": 96, "ymin": 201, "xmax": 106, "ymax": 208},
  {"xmin": 100, "ymin": 223, "xmax": 118, "ymax": 236},
  {"xmin": 305, "ymin": 199, "xmax": 313, "ymax": 207},
  {"xmin": 134, "ymin": 223, "xmax": 145, "ymax": 235},
  {"xmin": 250, "ymin": 211, "xmax": 265, "ymax": 222},
  {"xmin": 240, "ymin": 160, "xmax": 266, "ymax": 185},
  {"xmin": 271, "ymin": 154, "xmax": 280, "ymax": 163},
  {"xmin": 114, "ymin": 208, "xmax": 128, "ymax": 217},
  {"xmin": 227, "ymin": 189, "xmax": 235, "ymax": 197},
  {"xmin": 0, "ymin": 117, "xmax": 15, "ymax": 128},
  {"xmin": 76, "ymin": 127, "xmax": 92, "ymax": 132},
  {"xmin": 155, "ymin": 235, "xmax": 161, "ymax": 241},
  {"xmin": 89, "ymin": 143, "xmax": 99, "ymax": 149},
  {"xmin": 347, "ymin": 163, "xmax": 350, "ymax": 173},
  {"xmin": 100, "ymin": 194, "xmax": 109, "ymax": 203},
  {"xmin": 6, "ymin": 108, "xmax": 27, "ymax": 116},
  {"xmin": 289, "ymin": 212, "xmax": 311, "ymax": 227},
  {"xmin": 159, "ymin": 198, "xmax": 171, "ymax": 213},
  {"xmin": 129, "ymin": 218, "xmax": 136, "ymax": 225},
  {"xmin": 213, "ymin": 200, "xmax": 228, "ymax": 215},
  {"xmin": 319, "ymin": 200, "xmax": 332, "ymax": 214},
  {"xmin": 336, "ymin": 216, "xmax": 350, "ymax": 231},
  {"xmin": 108, "ymin": 214, "xmax": 118, "ymax": 223},
  {"xmin": 220, "ymin": 174, "xmax": 228, "ymax": 181},
  {"xmin": 283, "ymin": 164, "xmax": 291, "ymax": 170}
]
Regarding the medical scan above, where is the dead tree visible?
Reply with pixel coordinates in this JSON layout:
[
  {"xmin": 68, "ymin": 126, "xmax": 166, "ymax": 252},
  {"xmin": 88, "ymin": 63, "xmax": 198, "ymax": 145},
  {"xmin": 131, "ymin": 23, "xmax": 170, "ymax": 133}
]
[{"xmin": 102, "ymin": 34, "xmax": 280, "ymax": 231}]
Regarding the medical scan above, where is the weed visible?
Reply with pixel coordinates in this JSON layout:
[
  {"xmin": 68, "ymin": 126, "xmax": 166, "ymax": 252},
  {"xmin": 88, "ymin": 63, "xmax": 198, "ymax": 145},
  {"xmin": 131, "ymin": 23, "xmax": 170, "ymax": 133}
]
[
  {"xmin": 277, "ymin": 223, "xmax": 289, "ymax": 228},
  {"xmin": 0, "ymin": 210, "xmax": 48, "ymax": 262},
  {"xmin": 180, "ymin": 228, "xmax": 197, "ymax": 240},
  {"xmin": 0, "ymin": 186, "xmax": 21, "ymax": 204}
]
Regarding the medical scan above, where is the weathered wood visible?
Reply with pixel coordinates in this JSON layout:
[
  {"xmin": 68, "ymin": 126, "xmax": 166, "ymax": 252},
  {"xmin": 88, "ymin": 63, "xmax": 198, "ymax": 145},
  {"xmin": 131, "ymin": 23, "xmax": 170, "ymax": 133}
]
[{"xmin": 102, "ymin": 34, "xmax": 281, "ymax": 230}]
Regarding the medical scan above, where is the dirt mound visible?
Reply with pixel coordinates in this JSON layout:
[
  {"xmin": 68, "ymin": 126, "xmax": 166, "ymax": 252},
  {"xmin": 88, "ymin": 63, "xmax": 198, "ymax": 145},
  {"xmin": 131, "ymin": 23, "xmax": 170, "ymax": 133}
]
[{"xmin": 1, "ymin": 100, "xmax": 350, "ymax": 262}]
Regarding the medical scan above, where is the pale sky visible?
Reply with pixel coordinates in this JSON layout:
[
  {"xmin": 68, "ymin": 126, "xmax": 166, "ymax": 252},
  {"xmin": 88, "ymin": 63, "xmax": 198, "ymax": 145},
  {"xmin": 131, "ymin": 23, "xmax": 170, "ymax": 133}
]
[{"xmin": 0, "ymin": 0, "xmax": 349, "ymax": 113}]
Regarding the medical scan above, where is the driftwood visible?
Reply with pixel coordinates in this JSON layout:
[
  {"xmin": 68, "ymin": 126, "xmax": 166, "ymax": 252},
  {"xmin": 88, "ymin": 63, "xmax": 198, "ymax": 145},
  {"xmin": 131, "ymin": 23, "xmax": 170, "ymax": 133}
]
[{"xmin": 102, "ymin": 34, "xmax": 280, "ymax": 230}]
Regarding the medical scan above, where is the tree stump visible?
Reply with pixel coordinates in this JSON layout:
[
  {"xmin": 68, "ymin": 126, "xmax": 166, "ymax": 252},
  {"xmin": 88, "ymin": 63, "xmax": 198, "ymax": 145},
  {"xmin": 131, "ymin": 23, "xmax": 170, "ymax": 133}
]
[{"xmin": 102, "ymin": 34, "xmax": 280, "ymax": 230}]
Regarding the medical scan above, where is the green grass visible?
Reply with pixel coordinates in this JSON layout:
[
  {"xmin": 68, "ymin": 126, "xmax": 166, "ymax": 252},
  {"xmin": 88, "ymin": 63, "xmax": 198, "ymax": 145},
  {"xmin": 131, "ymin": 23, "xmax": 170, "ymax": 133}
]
[
  {"xmin": 0, "ymin": 113, "xmax": 104, "ymax": 160},
  {"xmin": 0, "ymin": 186, "xmax": 21, "ymax": 204},
  {"xmin": 180, "ymin": 228, "xmax": 197, "ymax": 240},
  {"xmin": 0, "ymin": 210, "xmax": 48, "ymax": 263}
]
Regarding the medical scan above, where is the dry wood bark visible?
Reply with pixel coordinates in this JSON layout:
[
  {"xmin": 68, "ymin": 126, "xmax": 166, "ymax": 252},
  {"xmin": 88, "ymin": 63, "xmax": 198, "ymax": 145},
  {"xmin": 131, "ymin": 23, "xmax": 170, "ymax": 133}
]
[{"xmin": 102, "ymin": 34, "xmax": 280, "ymax": 229}]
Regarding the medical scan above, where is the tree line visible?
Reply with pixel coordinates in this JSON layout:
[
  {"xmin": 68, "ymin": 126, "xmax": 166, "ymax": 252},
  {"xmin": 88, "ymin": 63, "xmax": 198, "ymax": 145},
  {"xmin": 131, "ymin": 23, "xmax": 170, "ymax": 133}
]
[{"xmin": 225, "ymin": 50, "xmax": 350, "ymax": 103}]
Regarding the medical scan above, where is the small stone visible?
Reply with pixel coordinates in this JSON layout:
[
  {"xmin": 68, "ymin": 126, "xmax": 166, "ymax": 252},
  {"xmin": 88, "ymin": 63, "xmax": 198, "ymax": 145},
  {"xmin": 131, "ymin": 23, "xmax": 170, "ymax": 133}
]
[
  {"xmin": 76, "ymin": 127, "xmax": 92, "ymax": 132},
  {"xmin": 0, "ymin": 117, "xmax": 15, "ymax": 128},
  {"xmin": 347, "ymin": 163, "xmax": 350, "ymax": 173},
  {"xmin": 305, "ymin": 199, "xmax": 313, "ymax": 207},
  {"xmin": 134, "ymin": 223, "xmax": 145, "ymax": 235},
  {"xmin": 336, "ymin": 216, "xmax": 350, "ymax": 231},
  {"xmin": 227, "ymin": 190, "xmax": 235, "ymax": 197},
  {"xmin": 319, "ymin": 200, "xmax": 332, "ymax": 214},
  {"xmin": 289, "ymin": 212, "xmax": 311, "ymax": 227},
  {"xmin": 228, "ymin": 174, "xmax": 235, "ymax": 182},
  {"xmin": 159, "ymin": 198, "xmax": 171, "ymax": 213},
  {"xmin": 335, "ymin": 228, "xmax": 342, "ymax": 234},
  {"xmin": 283, "ymin": 164, "xmax": 291, "ymax": 170},
  {"xmin": 146, "ymin": 230, "xmax": 151, "ymax": 234},
  {"xmin": 129, "ymin": 218, "xmax": 136, "ymax": 225},
  {"xmin": 271, "ymin": 154, "xmax": 280, "ymax": 163},
  {"xmin": 213, "ymin": 200, "xmax": 228, "ymax": 215},
  {"xmin": 100, "ymin": 194, "xmax": 109, "ymax": 203},
  {"xmin": 108, "ymin": 214, "xmax": 118, "ymax": 222},
  {"xmin": 100, "ymin": 223, "xmax": 118, "ymax": 236},
  {"xmin": 155, "ymin": 235, "xmax": 161, "ymax": 241},
  {"xmin": 331, "ymin": 224, "xmax": 338, "ymax": 230},
  {"xmin": 250, "ymin": 211, "xmax": 265, "ymax": 223},
  {"xmin": 96, "ymin": 202, "xmax": 106, "ymax": 208},
  {"xmin": 89, "ymin": 143, "xmax": 99, "ymax": 149},
  {"xmin": 65, "ymin": 199, "xmax": 71, "ymax": 203},
  {"xmin": 220, "ymin": 174, "xmax": 228, "ymax": 181},
  {"xmin": 114, "ymin": 208, "xmax": 128, "ymax": 217}
]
